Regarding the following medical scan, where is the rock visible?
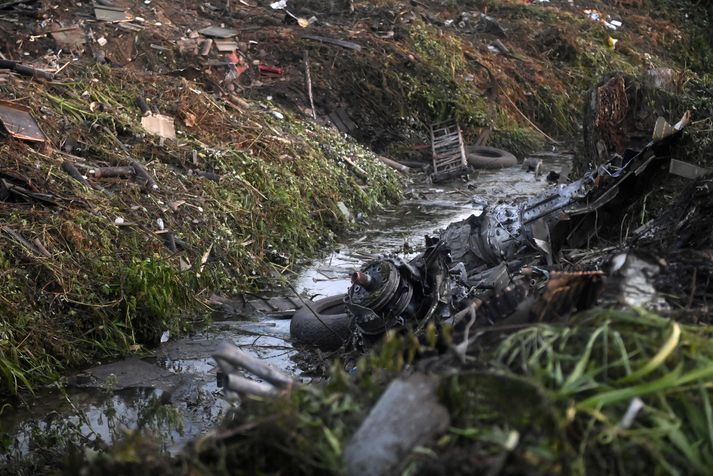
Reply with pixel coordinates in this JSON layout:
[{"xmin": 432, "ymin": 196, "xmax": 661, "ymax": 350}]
[
  {"xmin": 71, "ymin": 357, "xmax": 181, "ymax": 391},
  {"xmin": 336, "ymin": 201, "xmax": 352, "ymax": 221},
  {"xmin": 344, "ymin": 373, "xmax": 450, "ymax": 476},
  {"xmin": 642, "ymin": 67, "xmax": 677, "ymax": 94}
]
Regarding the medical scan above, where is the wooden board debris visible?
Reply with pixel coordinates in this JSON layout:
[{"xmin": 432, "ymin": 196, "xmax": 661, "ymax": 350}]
[
  {"xmin": 214, "ymin": 38, "xmax": 238, "ymax": 52},
  {"xmin": 302, "ymin": 35, "xmax": 362, "ymax": 51},
  {"xmin": 0, "ymin": 101, "xmax": 46, "ymax": 142},
  {"xmin": 94, "ymin": 4, "xmax": 130, "ymax": 22},
  {"xmin": 198, "ymin": 26, "xmax": 238, "ymax": 38},
  {"xmin": 327, "ymin": 108, "xmax": 358, "ymax": 133},
  {"xmin": 141, "ymin": 113, "xmax": 176, "ymax": 140},
  {"xmin": 669, "ymin": 159, "xmax": 711, "ymax": 180}
]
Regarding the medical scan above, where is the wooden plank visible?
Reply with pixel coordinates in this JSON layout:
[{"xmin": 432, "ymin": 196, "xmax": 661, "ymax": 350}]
[
  {"xmin": 336, "ymin": 108, "xmax": 357, "ymax": 131},
  {"xmin": 669, "ymin": 159, "xmax": 711, "ymax": 179}
]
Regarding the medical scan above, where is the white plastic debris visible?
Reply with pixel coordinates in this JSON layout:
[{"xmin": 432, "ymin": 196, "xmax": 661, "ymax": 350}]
[
  {"xmin": 271, "ymin": 111, "xmax": 285, "ymax": 120},
  {"xmin": 114, "ymin": 217, "xmax": 125, "ymax": 225},
  {"xmin": 160, "ymin": 330, "xmax": 170, "ymax": 343},
  {"xmin": 97, "ymin": 36, "xmax": 107, "ymax": 46},
  {"xmin": 156, "ymin": 217, "xmax": 165, "ymax": 230},
  {"xmin": 141, "ymin": 113, "xmax": 176, "ymax": 140},
  {"xmin": 619, "ymin": 397, "xmax": 645, "ymax": 429},
  {"xmin": 336, "ymin": 201, "xmax": 352, "ymax": 221},
  {"xmin": 270, "ymin": 0, "xmax": 287, "ymax": 9}
]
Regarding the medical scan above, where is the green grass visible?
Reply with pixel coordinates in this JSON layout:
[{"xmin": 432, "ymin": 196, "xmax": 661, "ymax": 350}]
[
  {"xmin": 126, "ymin": 309, "xmax": 713, "ymax": 476},
  {"xmin": 0, "ymin": 65, "xmax": 402, "ymax": 397}
]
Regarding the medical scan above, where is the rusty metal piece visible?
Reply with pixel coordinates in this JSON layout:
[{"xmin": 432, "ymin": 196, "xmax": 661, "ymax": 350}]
[{"xmin": 351, "ymin": 271, "xmax": 374, "ymax": 290}]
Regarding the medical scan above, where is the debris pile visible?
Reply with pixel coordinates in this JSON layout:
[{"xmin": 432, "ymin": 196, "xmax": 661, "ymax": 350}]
[{"xmin": 2, "ymin": 0, "xmax": 713, "ymax": 474}]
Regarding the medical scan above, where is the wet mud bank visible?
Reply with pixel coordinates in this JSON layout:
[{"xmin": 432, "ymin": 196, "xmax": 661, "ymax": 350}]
[{"xmin": 1, "ymin": 154, "xmax": 571, "ymax": 466}]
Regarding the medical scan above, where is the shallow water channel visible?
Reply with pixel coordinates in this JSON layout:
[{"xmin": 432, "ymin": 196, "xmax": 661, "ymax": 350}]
[{"xmin": 1, "ymin": 153, "xmax": 571, "ymax": 461}]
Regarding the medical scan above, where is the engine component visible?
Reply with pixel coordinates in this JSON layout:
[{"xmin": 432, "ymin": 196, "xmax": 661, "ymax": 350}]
[{"xmin": 347, "ymin": 259, "xmax": 417, "ymax": 335}]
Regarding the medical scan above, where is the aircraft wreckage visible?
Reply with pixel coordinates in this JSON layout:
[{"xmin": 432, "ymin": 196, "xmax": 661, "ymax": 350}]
[{"xmin": 289, "ymin": 113, "xmax": 691, "ymax": 351}]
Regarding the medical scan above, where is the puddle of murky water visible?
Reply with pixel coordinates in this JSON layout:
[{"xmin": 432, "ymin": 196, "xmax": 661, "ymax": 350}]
[{"xmin": 0, "ymin": 154, "xmax": 571, "ymax": 462}]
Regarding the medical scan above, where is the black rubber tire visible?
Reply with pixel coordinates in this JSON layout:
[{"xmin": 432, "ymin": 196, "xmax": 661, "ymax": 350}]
[
  {"xmin": 466, "ymin": 146, "xmax": 518, "ymax": 169},
  {"xmin": 290, "ymin": 294, "xmax": 352, "ymax": 351}
]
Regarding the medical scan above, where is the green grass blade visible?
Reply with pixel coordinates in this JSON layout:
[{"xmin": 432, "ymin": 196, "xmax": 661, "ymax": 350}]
[{"xmin": 617, "ymin": 322, "xmax": 680, "ymax": 385}]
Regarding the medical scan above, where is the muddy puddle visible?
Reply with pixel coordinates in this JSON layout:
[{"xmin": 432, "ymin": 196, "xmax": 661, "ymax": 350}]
[{"xmin": 0, "ymin": 153, "xmax": 571, "ymax": 461}]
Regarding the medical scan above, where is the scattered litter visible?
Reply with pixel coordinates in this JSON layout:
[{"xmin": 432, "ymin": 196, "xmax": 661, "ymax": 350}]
[
  {"xmin": 489, "ymin": 39, "xmax": 510, "ymax": 55},
  {"xmin": 50, "ymin": 26, "xmax": 85, "ymax": 49},
  {"xmin": 523, "ymin": 157, "xmax": 543, "ymax": 176},
  {"xmin": 336, "ymin": 201, "xmax": 352, "ymax": 221},
  {"xmin": 344, "ymin": 374, "xmax": 450, "ymax": 476},
  {"xmin": 114, "ymin": 217, "xmax": 125, "ymax": 225},
  {"xmin": 476, "ymin": 14, "xmax": 506, "ymax": 37},
  {"xmin": 619, "ymin": 397, "xmax": 645, "ymax": 429},
  {"xmin": 197, "ymin": 38, "xmax": 212, "ymax": 55},
  {"xmin": 141, "ymin": 113, "xmax": 176, "ymax": 140},
  {"xmin": 271, "ymin": 111, "xmax": 284, "ymax": 120},
  {"xmin": 0, "ymin": 101, "xmax": 46, "ymax": 142},
  {"xmin": 258, "ymin": 64, "xmax": 284, "ymax": 77},
  {"xmin": 669, "ymin": 159, "xmax": 711, "ymax": 180},
  {"xmin": 653, "ymin": 111, "xmax": 689, "ymax": 141},
  {"xmin": 270, "ymin": 0, "xmax": 287, "ymax": 9},
  {"xmin": 97, "ymin": 36, "xmax": 108, "ymax": 47},
  {"xmin": 302, "ymin": 35, "xmax": 362, "ymax": 51},
  {"xmin": 327, "ymin": 108, "xmax": 357, "ymax": 133},
  {"xmin": 116, "ymin": 22, "xmax": 144, "ymax": 32},
  {"xmin": 610, "ymin": 253, "xmax": 668, "ymax": 310},
  {"xmin": 94, "ymin": 4, "xmax": 130, "ymax": 22},
  {"xmin": 198, "ymin": 26, "xmax": 238, "ymax": 38},
  {"xmin": 0, "ymin": 59, "xmax": 54, "ymax": 80},
  {"xmin": 297, "ymin": 16, "xmax": 317, "ymax": 28},
  {"xmin": 160, "ymin": 330, "xmax": 170, "ymax": 343},
  {"xmin": 642, "ymin": 67, "xmax": 677, "ymax": 93},
  {"xmin": 584, "ymin": 9, "xmax": 601, "ymax": 22},
  {"xmin": 605, "ymin": 19, "xmax": 623, "ymax": 30},
  {"xmin": 225, "ymin": 51, "xmax": 248, "ymax": 78},
  {"xmin": 213, "ymin": 39, "xmax": 238, "ymax": 52}
]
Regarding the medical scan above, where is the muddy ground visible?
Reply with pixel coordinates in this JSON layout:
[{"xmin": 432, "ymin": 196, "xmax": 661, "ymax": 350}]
[{"xmin": 1, "ymin": 0, "xmax": 713, "ymax": 474}]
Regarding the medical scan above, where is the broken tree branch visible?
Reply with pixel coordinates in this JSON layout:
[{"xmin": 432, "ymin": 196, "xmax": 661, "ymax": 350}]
[
  {"xmin": 303, "ymin": 50, "xmax": 317, "ymax": 121},
  {"xmin": 102, "ymin": 126, "xmax": 160, "ymax": 192},
  {"xmin": 377, "ymin": 156, "xmax": 410, "ymax": 174},
  {"xmin": 32, "ymin": 238, "xmax": 52, "ymax": 258},
  {"xmin": 0, "ymin": 59, "xmax": 54, "ymax": 80},
  {"xmin": 502, "ymin": 94, "xmax": 560, "ymax": 145},
  {"xmin": 342, "ymin": 157, "xmax": 368, "ymax": 180},
  {"xmin": 1, "ymin": 226, "xmax": 41, "ymax": 256},
  {"xmin": 93, "ymin": 166, "xmax": 134, "ymax": 178},
  {"xmin": 61, "ymin": 160, "xmax": 90, "ymax": 187}
]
